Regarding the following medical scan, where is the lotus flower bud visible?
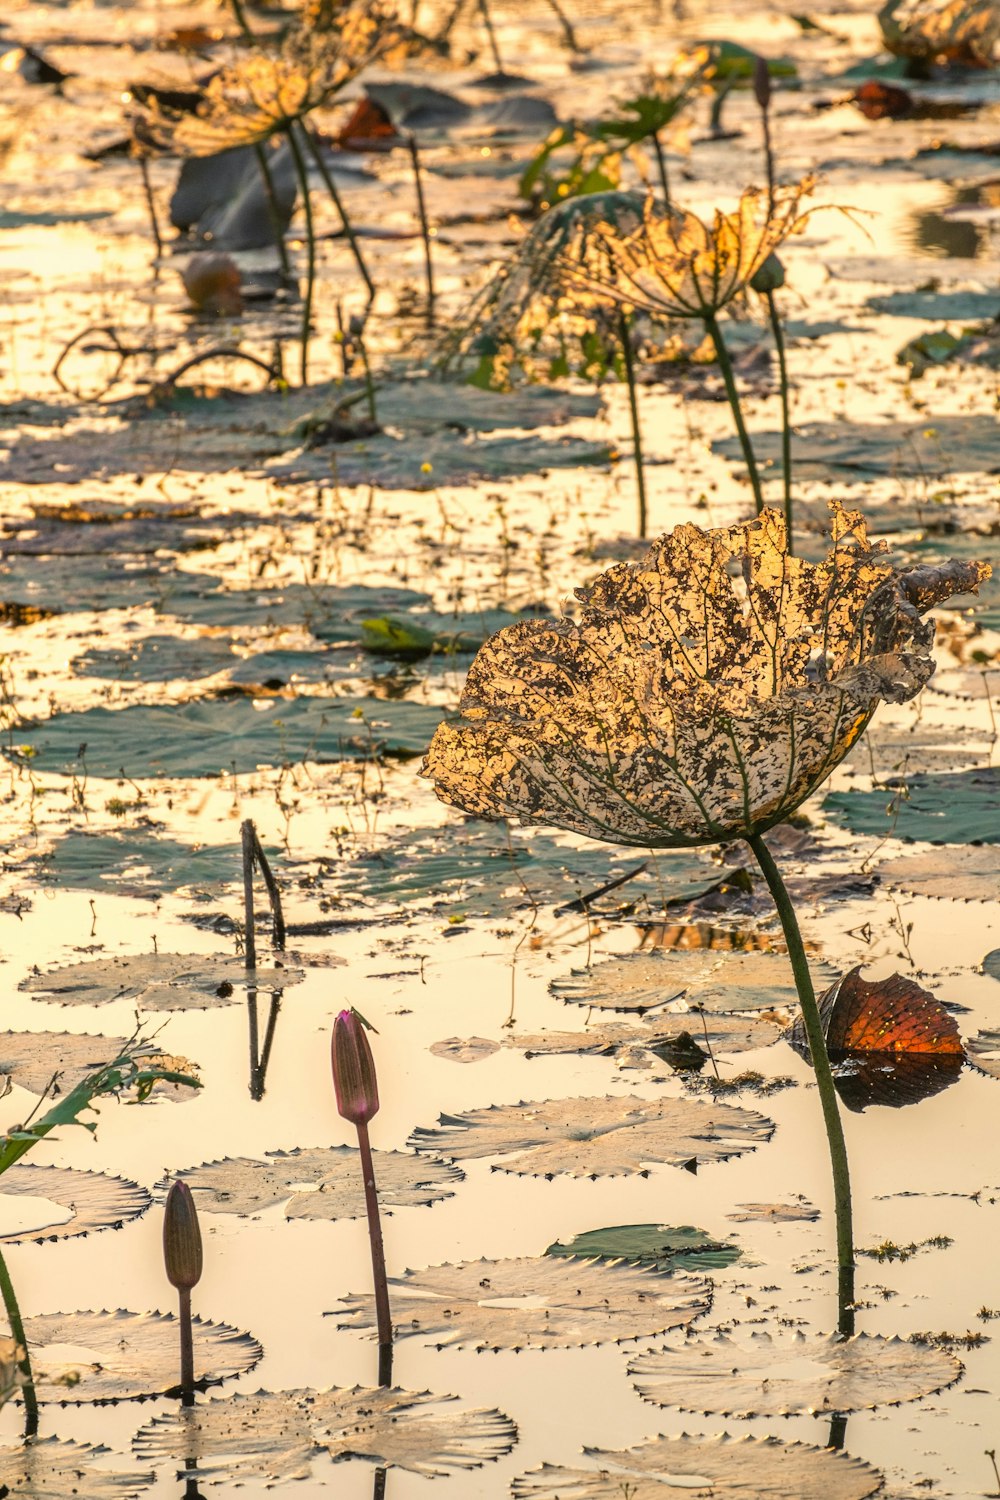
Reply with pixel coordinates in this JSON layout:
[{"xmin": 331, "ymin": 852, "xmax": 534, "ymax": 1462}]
[
  {"xmin": 163, "ymin": 1180, "xmax": 203, "ymax": 1291},
  {"xmin": 332, "ymin": 1008, "xmax": 380, "ymax": 1126},
  {"xmin": 750, "ymin": 253, "xmax": 786, "ymax": 294},
  {"xmin": 753, "ymin": 54, "xmax": 772, "ymax": 111}
]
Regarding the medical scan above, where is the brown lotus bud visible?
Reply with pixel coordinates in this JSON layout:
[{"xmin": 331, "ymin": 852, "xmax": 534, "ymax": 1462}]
[
  {"xmin": 163, "ymin": 1180, "xmax": 203, "ymax": 1291},
  {"xmin": 754, "ymin": 54, "xmax": 771, "ymax": 111},
  {"xmin": 332, "ymin": 1008, "xmax": 380, "ymax": 1126}
]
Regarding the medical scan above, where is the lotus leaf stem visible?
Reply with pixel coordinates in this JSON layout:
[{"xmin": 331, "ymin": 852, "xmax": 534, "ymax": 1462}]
[
  {"xmin": 0, "ymin": 1245, "xmax": 38, "ymax": 1436},
  {"xmin": 302, "ymin": 125, "xmax": 376, "ymax": 304},
  {"xmin": 241, "ymin": 819, "xmax": 257, "ymax": 971},
  {"xmin": 285, "ymin": 124, "xmax": 316, "ymax": 386},
  {"xmin": 178, "ymin": 1284, "xmax": 195, "ymax": 1401},
  {"xmin": 747, "ymin": 831, "xmax": 855, "ymax": 1334},
  {"xmin": 618, "ymin": 311, "xmax": 648, "ymax": 538},
  {"xmin": 408, "ymin": 135, "xmax": 436, "ymax": 328},
  {"xmin": 704, "ymin": 312, "xmax": 765, "ymax": 517},
  {"xmin": 764, "ymin": 289, "xmax": 793, "ymax": 546},
  {"xmin": 652, "ymin": 132, "xmax": 670, "ymax": 206},
  {"xmin": 137, "ymin": 156, "xmax": 164, "ymax": 261},
  {"xmin": 254, "ymin": 142, "xmax": 292, "ymax": 279}
]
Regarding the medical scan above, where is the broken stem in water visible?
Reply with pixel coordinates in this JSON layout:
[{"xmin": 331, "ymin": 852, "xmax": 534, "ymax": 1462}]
[
  {"xmin": 0, "ymin": 1245, "xmax": 37, "ymax": 1436},
  {"xmin": 746, "ymin": 831, "xmax": 854, "ymax": 1335},
  {"xmin": 137, "ymin": 155, "xmax": 164, "ymax": 261},
  {"xmin": 704, "ymin": 312, "xmax": 765, "ymax": 516},
  {"xmin": 241, "ymin": 819, "xmax": 257, "ymax": 971},
  {"xmin": 618, "ymin": 310, "xmax": 648, "ymax": 539},
  {"xmin": 254, "ymin": 142, "xmax": 292, "ymax": 279}
]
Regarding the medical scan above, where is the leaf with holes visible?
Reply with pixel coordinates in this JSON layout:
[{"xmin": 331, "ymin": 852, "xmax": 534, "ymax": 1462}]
[
  {"xmin": 409, "ymin": 1094, "xmax": 772, "ymax": 1177},
  {"xmin": 629, "ymin": 1331, "xmax": 962, "ymax": 1415},
  {"xmin": 163, "ymin": 1147, "xmax": 463, "ymax": 1218},
  {"xmin": 21, "ymin": 953, "xmax": 301, "ymax": 1011},
  {"xmin": 0, "ymin": 1165, "xmax": 151, "ymax": 1245},
  {"xmin": 334, "ymin": 1255, "xmax": 710, "ymax": 1350}
]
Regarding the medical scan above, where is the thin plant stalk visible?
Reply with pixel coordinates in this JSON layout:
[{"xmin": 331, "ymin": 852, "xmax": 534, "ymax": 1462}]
[
  {"xmin": 542, "ymin": 0, "xmax": 579, "ymax": 52},
  {"xmin": 0, "ymin": 1244, "xmax": 37, "ymax": 1436},
  {"xmin": 373, "ymin": 1468, "xmax": 388, "ymax": 1500},
  {"xmin": 651, "ymin": 132, "xmax": 670, "ymax": 206},
  {"xmin": 357, "ymin": 327, "xmax": 379, "ymax": 424},
  {"xmin": 178, "ymin": 1285, "xmax": 195, "ymax": 1403},
  {"xmin": 618, "ymin": 311, "xmax": 648, "ymax": 539},
  {"xmin": 302, "ymin": 124, "xmax": 376, "ymax": 303},
  {"xmin": 241, "ymin": 819, "xmax": 257, "ymax": 971},
  {"xmin": 703, "ymin": 312, "xmax": 765, "ymax": 516},
  {"xmin": 356, "ymin": 1119, "xmax": 393, "ymax": 1384},
  {"xmin": 137, "ymin": 155, "xmax": 164, "ymax": 260},
  {"xmin": 765, "ymin": 288, "xmax": 793, "ymax": 547},
  {"xmin": 476, "ymin": 0, "xmax": 504, "ymax": 72},
  {"xmin": 407, "ymin": 135, "xmax": 435, "ymax": 328},
  {"xmin": 746, "ymin": 831, "xmax": 855, "ymax": 1335},
  {"xmin": 254, "ymin": 142, "xmax": 292, "ymax": 279},
  {"xmin": 285, "ymin": 125, "xmax": 316, "ymax": 386},
  {"xmin": 229, "ymin": 0, "xmax": 254, "ymax": 36}
]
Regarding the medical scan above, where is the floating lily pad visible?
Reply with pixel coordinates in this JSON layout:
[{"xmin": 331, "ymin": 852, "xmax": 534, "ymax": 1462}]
[
  {"xmin": 545, "ymin": 1223, "xmax": 741, "ymax": 1272},
  {"xmin": 164, "ymin": 1146, "xmax": 463, "ymax": 1218},
  {"xmin": 509, "ymin": 1012, "xmax": 781, "ymax": 1063},
  {"xmin": 551, "ymin": 951, "xmax": 834, "ymax": 1016},
  {"xmin": 825, "ymin": 768, "xmax": 1000, "ymax": 844},
  {"xmin": 852, "ymin": 719, "xmax": 986, "ymax": 773},
  {"xmin": 929, "ymin": 668, "xmax": 1000, "ymax": 703},
  {"xmin": 0, "ymin": 553, "xmax": 174, "ymax": 614},
  {"xmin": 6, "ymin": 697, "xmax": 446, "ymax": 779},
  {"xmin": 628, "ymin": 1331, "xmax": 962, "ymax": 1416},
  {"xmin": 715, "ymin": 414, "xmax": 1000, "ymax": 481},
  {"xmin": 0, "ymin": 1165, "xmax": 151, "ymax": 1245},
  {"xmin": 727, "ymin": 1200, "xmax": 820, "ymax": 1222},
  {"xmin": 511, "ymin": 1433, "xmax": 883, "ymax": 1500},
  {"xmin": 0, "ymin": 1437, "xmax": 154, "ymax": 1498},
  {"xmin": 21, "ymin": 953, "xmax": 299, "ymax": 1011},
  {"xmin": 429, "ymin": 1037, "xmax": 501, "ymax": 1063},
  {"xmin": 134, "ymin": 1385, "xmax": 517, "ymax": 1480},
  {"xmin": 72, "ymin": 634, "xmax": 236, "ymax": 683},
  {"xmin": 983, "ymin": 950, "xmax": 1000, "ymax": 982},
  {"xmin": 966, "ymin": 1029, "xmax": 1000, "ymax": 1078},
  {"xmin": 876, "ymin": 846, "xmax": 1000, "ymax": 900},
  {"xmin": 409, "ymin": 1094, "xmax": 773, "ymax": 1176},
  {"xmin": 26, "ymin": 830, "xmax": 248, "ymax": 897},
  {"xmin": 867, "ymin": 287, "xmax": 1000, "ymax": 320},
  {"xmin": 334, "ymin": 1255, "xmax": 710, "ymax": 1350},
  {"xmin": 0, "ymin": 1031, "xmax": 197, "ymax": 1101},
  {"xmin": 18, "ymin": 1309, "xmax": 261, "ymax": 1404},
  {"xmin": 163, "ymin": 578, "xmax": 429, "ymax": 637}
]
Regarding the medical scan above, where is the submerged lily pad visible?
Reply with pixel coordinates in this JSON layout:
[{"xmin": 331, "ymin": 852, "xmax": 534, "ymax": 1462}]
[
  {"xmin": 7, "ymin": 697, "xmax": 446, "ymax": 778},
  {"xmin": 545, "ymin": 1223, "xmax": 741, "ymax": 1272},
  {"xmin": 0, "ymin": 1165, "xmax": 151, "ymax": 1245},
  {"xmin": 163, "ymin": 578, "xmax": 430, "ymax": 635},
  {"xmin": 0, "ymin": 1437, "xmax": 154, "ymax": 1498},
  {"xmin": 714, "ymin": 414, "xmax": 1000, "ymax": 481},
  {"xmin": 825, "ymin": 768, "xmax": 1000, "ymax": 844},
  {"xmin": 0, "ymin": 1031, "xmax": 198, "ymax": 1101},
  {"xmin": 164, "ymin": 1146, "xmax": 463, "ymax": 1218},
  {"xmin": 19, "ymin": 1309, "xmax": 261, "ymax": 1403},
  {"xmin": 335, "ymin": 1255, "xmax": 710, "ymax": 1350},
  {"xmin": 26, "ymin": 830, "xmax": 248, "ymax": 897},
  {"xmin": 512, "ymin": 1433, "xmax": 883, "ymax": 1500},
  {"xmin": 21, "ymin": 953, "xmax": 299, "ymax": 1011},
  {"xmin": 628, "ymin": 1331, "xmax": 962, "ymax": 1416},
  {"xmin": 551, "ymin": 951, "xmax": 834, "ymax": 1015},
  {"xmin": 134, "ymin": 1385, "xmax": 517, "ymax": 1479},
  {"xmin": 72, "ymin": 633, "xmax": 236, "ymax": 683},
  {"xmin": 876, "ymin": 846, "xmax": 1000, "ymax": 900},
  {"xmin": 409, "ymin": 1094, "xmax": 773, "ymax": 1176}
]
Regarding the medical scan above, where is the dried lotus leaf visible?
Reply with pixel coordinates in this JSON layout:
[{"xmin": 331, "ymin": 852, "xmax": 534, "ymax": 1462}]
[
  {"xmin": 164, "ymin": 1146, "xmax": 462, "ymax": 1217},
  {"xmin": 334, "ymin": 1254, "xmax": 710, "ymax": 1350},
  {"xmin": 512, "ymin": 1432, "xmax": 883, "ymax": 1500},
  {"xmin": 408, "ymin": 1094, "xmax": 773, "ymax": 1177},
  {"xmin": 21, "ymin": 952, "xmax": 300, "ymax": 1010},
  {"xmin": 0, "ymin": 1437, "xmax": 153, "ymax": 1498},
  {"xmin": 19, "ymin": 1309, "xmax": 261, "ymax": 1404},
  {"xmin": 0, "ymin": 1164, "xmax": 151, "ymax": 1245},
  {"xmin": 629, "ymin": 1331, "xmax": 962, "ymax": 1416}
]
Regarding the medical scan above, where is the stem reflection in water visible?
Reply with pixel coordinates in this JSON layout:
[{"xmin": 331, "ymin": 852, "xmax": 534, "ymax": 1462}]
[{"xmin": 248, "ymin": 987, "xmax": 283, "ymax": 1101}]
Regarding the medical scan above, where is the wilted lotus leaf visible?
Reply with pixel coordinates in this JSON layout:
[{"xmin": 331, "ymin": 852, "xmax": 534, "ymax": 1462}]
[
  {"xmin": 0, "ymin": 1031, "xmax": 197, "ymax": 1101},
  {"xmin": 629, "ymin": 1331, "xmax": 962, "ymax": 1415},
  {"xmin": 21, "ymin": 953, "xmax": 301, "ymax": 1011},
  {"xmin": 879, "ymin": 0, "xmax": 1000, "ymax": 64},
  {"xmin": 512, "ymin": 1432, "xmax": 883, "ymax": 1500},
  {"xmin": 965, "ymin": 1029, "xmax": 1000, "ymax": 1079},
  {"xmin": 826, "ymin": 767, "xmax": 1000, "ymax": 844},
  {"xmin": 552, "ymin": 951, "xmax": 836, "ymax": 1015},
  {"xmin": 0, "ymin": 1437, "xmax": 153, "ymax": 1497},
  {"xmin": 545, "ymin": 1223, "xmax": 741, "ymax": 1272},
  {"xmin": 20, "ymin": 1309, "xmax": 262, "ymax": 1403},
  {"xmin": 134, "ymin": 1385, "xmax": 516, "ymax": 1479},
  {"xmin": 0, "ymin": 1164, "xmax": 151, "ymax": 1244},
  {"xmin": 727, "ymin": 1199, "xmax": 819, "ymax": 1222},
  {"xmin": 877, "ymin": 846, "xmax": 1000, "ymax": 902},
  {"xmin": 408, "ymin": 1094, "xmax": 772, "ymax": 1176},
  {"xmin": 164, "ymin": 1146, "xmax": 463, "ymax": 1218},
  {"xmin": 335, "ymin": 1255, "xmax": 710, "ymax": 1350},
  {"xmin": 790, "ymin": 968, "xmax": 964, "ymax": 1058},
  {"xmin": 508, "ymin": 1010, "xmax": 781, "ymax": 1063}
]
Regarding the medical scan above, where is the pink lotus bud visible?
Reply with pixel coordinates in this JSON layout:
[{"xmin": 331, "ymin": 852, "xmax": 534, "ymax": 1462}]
[
  {"xmin": 163, "ymin": 1180, "xmax": 203, "ymax": 1291},
  {"xmin": 332, "ymin": 1008, "xmax": 380, "ymax": 1126}
]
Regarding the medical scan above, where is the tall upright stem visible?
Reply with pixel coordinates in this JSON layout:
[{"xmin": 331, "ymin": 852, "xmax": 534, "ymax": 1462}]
[
  {"xmin": 618, "ymin": 311, "xmax": 648, "ymax": 539},
  {"xmin": 704, "ymin": 312, "xmax": 765, "ymax": 516},
  {"xmin": 137, "ymin": 156, "xmax": 164, "ymax": 260},
  {"xmin": 178, "ymin": 1285, "xmax": 195, "ymax": 1402},
  {"xmin": 302, "ymin": 125, "xmax": 376, "ymax": 304},
  {"xmin": 477, "ymin": 0, "xmax": 504, "ymax": 72},
  {"xmin": 241, "ymin": 819, "xmax": 257, "ymax": 972},
  {"xmin": 254, "ymin": 142, "xmax": 292, "ymax": 279},
  {"xmin": 651, "ymin": 132, "xmax": 670, "ymax": 206},
  {"xmin": 407, "ymin": 135, "xmax": 435, "ymax": 328},
  {"xmin": 286, "ymin": 125, "xmax": 316, "ymax": 386},
  {"xmin": 0, "ymin": 1245, "xmax": 38, "ymax": 1435},
  {"xmin": 746, "ymin": 831, "xmax": 854, "ymax": 1334},
  {"xmin": 765, "ymin": 289, "xmax": 792, "ymax": 547},
  {"xmin": 356, "ymin": 1120, "xmax": 392, "ymax": 1384}
]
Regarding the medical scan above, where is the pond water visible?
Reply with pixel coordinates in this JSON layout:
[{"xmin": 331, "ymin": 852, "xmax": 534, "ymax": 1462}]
[{"xmin": 0, "ymin": 0, "xmax": 999, "ymax": 1496}]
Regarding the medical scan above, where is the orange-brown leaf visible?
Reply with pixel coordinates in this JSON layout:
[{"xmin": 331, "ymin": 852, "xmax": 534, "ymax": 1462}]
[{"xmin": 821, "ymin": 967, "xmax": 964, "ymax": 1056}]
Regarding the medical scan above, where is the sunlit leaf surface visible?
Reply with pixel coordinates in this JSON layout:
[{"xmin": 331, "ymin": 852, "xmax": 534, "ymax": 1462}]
[
  {"xmin": 551, "ymin": 950, "xmax": 837, "ymax": 1014},
  {"xmin": 0, "ymin": 1164, "xmax": 151, "ymax": 1244},
  {"xmin": 21, "ymin": 953, "xmax": 300, "ymax": 1010},
  {"xmin": 508, "ymin": 1011, "xmax": 782, "ymax": 1063},
  {"xmin": 335, "ymin": 1255, "xmax": 711, "ymax": 1349}
]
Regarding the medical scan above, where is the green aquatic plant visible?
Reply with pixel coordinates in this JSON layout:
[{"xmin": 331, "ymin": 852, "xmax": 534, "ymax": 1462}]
[{"xmin": 423, "ymin": 503, "xmax": 991, "ymax": 1332}]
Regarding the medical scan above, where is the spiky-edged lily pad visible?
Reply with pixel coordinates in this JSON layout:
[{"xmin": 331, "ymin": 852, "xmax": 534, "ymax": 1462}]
[
  {"xmin": 409, "ymin": 1095, "xmax": 772, "ymax": 1177},
  {"xmin": 628, "ymin": 1331, "xmax": 962, "ymax": 1415},
  {"xmin": 511, "ymin": 1433, "xmax": 882, "ymax": 1500},
  {"xmin": 0, "ymin": 1437, "xmax": 153, "ymax": 1497},
  {"xmin": 134, "ymin": 1385, "xmax": 516, "ymax": 1480},
  {"xmin": 0, "ymin": 1165, "xmax": 151, "ymax": 1244},
  {"xmin": 18, "ymin": 1309, "xmax": 261, "ymax": 1404},
  {"xmin": 0, "ymin": 1032, "xmax": 198, "ymax": 1101},
  {"xmin": 825, "ymin": 768, "xmax": 1000, "ymax": 844},
  {"xmin": 966, "ymin": 1030, "xmax": 1000, "ymax": 1079},
  {"xmin": 546, "ymin": 1224, "xmax": 741, "ymax": 1272},
  {"xmin": 509, "ymin": 1012, "xmax": 781, "ymax": 1063},
  {"xmin": 551, "ymin": 952, "xmax": 836, "ymax": 1015},
  {"xmin": 335, "ymin": 1256, "xmax": 710, "ymax": 1350},
  {"xmin": 164, "ymin": 1147, "xmax": 463, "ymax": 1218},
  {"xmin": 877, "ymin": 847, "xmax": 1000, "ymax": 901},
  {"xmin": 21, "ymin": 953, "xmax": 300, "ymax": 1011}
]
